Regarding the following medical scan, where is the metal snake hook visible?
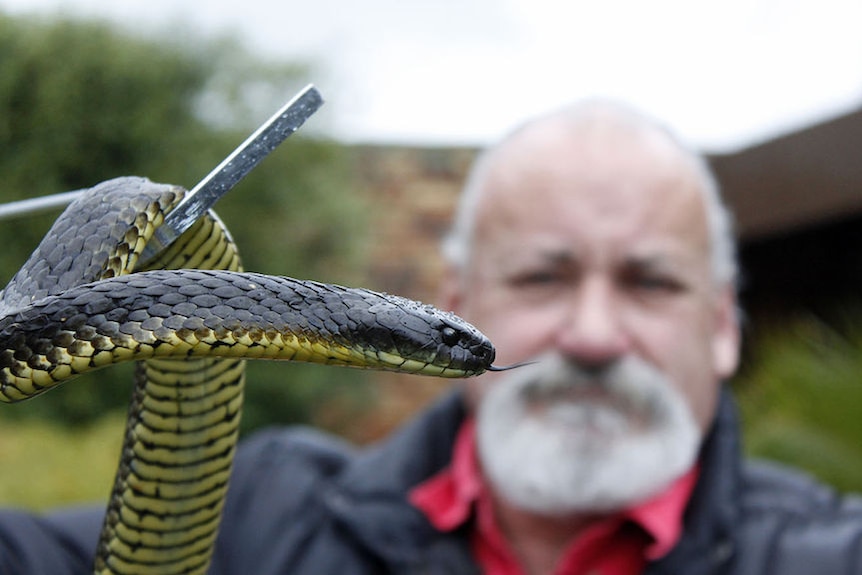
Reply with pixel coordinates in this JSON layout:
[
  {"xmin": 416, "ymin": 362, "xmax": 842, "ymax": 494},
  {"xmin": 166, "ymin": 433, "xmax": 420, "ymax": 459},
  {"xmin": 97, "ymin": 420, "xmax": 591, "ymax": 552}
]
[
  {"xmin": 0, "ymin": 84, "xmax": 325, "ymax": 262},
  {"xmin": 139, "ymin": 85, "xmax": 324, "ymax": 264}
]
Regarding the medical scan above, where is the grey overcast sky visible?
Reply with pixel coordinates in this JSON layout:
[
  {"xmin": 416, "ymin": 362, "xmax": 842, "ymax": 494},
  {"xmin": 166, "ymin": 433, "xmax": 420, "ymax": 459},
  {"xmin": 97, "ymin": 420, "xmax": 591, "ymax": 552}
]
[{"xmin": 2, "ymin": 0, "xmax": 861, "ymax": 151}]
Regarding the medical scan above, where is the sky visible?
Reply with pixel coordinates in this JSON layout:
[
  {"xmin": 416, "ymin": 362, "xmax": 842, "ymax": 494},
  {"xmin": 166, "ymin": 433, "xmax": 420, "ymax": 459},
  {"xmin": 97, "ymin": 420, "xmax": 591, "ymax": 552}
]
[{"xmin": 1, "ymin": 0, "xmax": 861, "ymax": 152}]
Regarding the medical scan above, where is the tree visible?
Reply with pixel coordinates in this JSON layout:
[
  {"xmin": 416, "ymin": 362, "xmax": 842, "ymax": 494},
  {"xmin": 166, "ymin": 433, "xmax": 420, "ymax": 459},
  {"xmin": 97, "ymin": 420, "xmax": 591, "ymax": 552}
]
[{"xmin": 0, "ymin": 12, "xmax": 372, "ymax": 433}]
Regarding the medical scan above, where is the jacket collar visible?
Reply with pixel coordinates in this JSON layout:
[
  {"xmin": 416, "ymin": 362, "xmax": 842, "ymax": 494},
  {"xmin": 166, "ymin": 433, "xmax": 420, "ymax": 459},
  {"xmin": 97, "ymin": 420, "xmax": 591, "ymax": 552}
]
[
  {"xmin": 323, "ymin": 391, "xmax": 471, "ymax": 569},
  {"xmin": 646, "ymin": 388, "xmax": 741, "ymax": 574},
  {"xmin": 326, "ymin": 388, "xmax": 742, "ymax": 573}
]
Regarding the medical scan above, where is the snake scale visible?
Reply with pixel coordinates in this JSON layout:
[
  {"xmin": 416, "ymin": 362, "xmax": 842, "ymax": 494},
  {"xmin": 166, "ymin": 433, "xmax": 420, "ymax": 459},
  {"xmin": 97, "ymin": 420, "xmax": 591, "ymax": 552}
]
[{"xmin": 0, "ymin": 177, "xmax": 496, "ymax": 574}]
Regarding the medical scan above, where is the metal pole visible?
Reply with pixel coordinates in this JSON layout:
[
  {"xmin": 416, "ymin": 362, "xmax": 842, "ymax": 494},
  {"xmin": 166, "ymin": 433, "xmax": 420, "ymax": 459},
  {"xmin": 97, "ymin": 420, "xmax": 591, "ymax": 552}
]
[{"xmin": 0, "ymin": 189, "xmax": 87, "ymax": 221}]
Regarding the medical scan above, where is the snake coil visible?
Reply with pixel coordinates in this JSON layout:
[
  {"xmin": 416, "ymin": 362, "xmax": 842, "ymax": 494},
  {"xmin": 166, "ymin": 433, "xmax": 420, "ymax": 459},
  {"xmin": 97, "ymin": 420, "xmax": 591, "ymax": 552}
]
[{"xmin": 0, "ymin": 177, "xmax": 495, "ymax": 574}]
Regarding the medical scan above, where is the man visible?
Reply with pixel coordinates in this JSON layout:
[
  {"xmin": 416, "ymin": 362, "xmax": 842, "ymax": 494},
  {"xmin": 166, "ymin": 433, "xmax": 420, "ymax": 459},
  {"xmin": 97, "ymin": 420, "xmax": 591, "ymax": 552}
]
[
  {"xmin": 2, "ymin": 101, "xmax": 861, "ymax": 574},
  {"xmin": 428, "ymin": 99, "xmax": 741, "ymax": 573}
]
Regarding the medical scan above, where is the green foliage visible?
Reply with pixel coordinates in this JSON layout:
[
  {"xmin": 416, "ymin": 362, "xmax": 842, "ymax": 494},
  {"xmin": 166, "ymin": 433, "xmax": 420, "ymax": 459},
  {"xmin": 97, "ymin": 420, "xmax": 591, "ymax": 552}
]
[
  {"xmin": 0, "ymin": 12, "xmax": 373, "ymax": 434},
  {"xmin": 0, "ymin": 16, "xmax": 202, "ymax": 189},
  {"xmin": 733, "ymin": 314, "xmax": 862, "ymax": 492},
  {"xmin": 0, "ymin": 412, "xmax": 124, "ymax": 509}
]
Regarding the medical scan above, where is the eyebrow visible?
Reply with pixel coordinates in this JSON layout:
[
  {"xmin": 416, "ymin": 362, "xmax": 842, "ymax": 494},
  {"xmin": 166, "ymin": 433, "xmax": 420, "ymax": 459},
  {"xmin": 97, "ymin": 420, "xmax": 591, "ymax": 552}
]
[
  {"xmin": 625, "ymin": 252, "xmax": 668, "ymax": 268},
  {"xmin": 622, "ymin": 251, "xmax": 692, "ymax": 278},
  {"xmin": 541, "ymin": 248, "xmax": 682, "ymax": 268},
  {"xmin": 536, "ymin": 247, "xmax": 580, "ymax": 266}
]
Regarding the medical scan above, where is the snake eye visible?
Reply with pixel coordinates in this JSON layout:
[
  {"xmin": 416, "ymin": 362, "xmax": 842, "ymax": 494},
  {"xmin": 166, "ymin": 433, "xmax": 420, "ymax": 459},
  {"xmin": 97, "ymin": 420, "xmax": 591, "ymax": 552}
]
[{"xmin": 441, "ymin": 326, "xmax": 460, "ymax": 347}]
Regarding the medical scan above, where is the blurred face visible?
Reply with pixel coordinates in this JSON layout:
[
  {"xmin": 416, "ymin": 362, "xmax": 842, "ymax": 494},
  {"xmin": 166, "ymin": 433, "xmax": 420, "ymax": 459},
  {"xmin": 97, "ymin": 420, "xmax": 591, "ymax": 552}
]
[{"xmin": 441, "ymin": 118, "xmax": 740, "ymax": 513}]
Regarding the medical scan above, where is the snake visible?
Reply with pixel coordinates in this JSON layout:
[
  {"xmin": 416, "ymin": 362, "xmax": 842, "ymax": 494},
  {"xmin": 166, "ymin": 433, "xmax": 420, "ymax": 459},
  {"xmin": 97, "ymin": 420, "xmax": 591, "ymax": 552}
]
[{"xmin": 0, "ymin": 176, "xmax": 496, "ymax": 574}]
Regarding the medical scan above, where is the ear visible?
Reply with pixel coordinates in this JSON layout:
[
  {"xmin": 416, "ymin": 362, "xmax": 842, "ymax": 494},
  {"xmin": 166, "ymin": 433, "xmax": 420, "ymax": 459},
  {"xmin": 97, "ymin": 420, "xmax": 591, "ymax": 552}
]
[
  {"xmin": 711, "ymin": 286, "xmax": 741, "ymax": 379},
  {"xmin": 437, "ymin": 263, "xmax": 465, "ymax": 314}
]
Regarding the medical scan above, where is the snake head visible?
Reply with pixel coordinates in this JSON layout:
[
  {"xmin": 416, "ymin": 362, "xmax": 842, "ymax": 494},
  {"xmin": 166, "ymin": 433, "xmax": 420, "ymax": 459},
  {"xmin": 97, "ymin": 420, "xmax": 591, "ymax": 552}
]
[
  {"xmin": 362, "ymin": 294, "xmax": 496, "ymax": 377},
  {"xmin": 306, "ymin": 285, "xmax": 495, "ymax": 378}
]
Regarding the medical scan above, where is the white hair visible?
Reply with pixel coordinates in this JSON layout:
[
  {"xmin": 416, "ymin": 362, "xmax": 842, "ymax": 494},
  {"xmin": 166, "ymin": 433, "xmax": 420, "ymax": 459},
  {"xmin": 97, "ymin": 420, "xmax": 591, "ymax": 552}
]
[
  {"xmin": 476, "ymin": 353, "xmax": 701, "ymax": 514},
  {"xmin": 441, "ymin": 100, "xmax": 738, "ymax": 288}
]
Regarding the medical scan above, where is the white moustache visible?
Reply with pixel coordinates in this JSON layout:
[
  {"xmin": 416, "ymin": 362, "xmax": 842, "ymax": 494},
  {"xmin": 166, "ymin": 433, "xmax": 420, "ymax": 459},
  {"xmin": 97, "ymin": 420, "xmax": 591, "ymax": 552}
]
[{"xmin": 499, "ymin": 353, "xmax": 668, "ymax": 426}]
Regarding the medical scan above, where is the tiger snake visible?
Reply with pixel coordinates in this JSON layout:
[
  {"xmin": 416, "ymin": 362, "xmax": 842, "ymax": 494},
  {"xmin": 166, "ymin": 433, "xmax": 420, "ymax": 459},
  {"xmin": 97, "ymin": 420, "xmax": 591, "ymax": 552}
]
[{"xmin": 0, "ymin": 176, "xmax": 496, "ymax": 574}]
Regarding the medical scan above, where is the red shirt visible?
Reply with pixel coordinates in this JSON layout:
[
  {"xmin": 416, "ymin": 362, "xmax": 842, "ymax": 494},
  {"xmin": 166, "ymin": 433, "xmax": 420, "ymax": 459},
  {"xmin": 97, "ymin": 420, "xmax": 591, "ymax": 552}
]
[{"xmin": 409, "ymin": 419, "xmax": 698, "ymax": 575}]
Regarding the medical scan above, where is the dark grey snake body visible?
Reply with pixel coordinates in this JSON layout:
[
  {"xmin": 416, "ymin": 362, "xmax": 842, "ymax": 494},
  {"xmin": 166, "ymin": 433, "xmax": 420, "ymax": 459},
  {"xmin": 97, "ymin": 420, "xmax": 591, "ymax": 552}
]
[{"xmin": 0, "ymin": 177, "xmax": 495, "ymax": 574}]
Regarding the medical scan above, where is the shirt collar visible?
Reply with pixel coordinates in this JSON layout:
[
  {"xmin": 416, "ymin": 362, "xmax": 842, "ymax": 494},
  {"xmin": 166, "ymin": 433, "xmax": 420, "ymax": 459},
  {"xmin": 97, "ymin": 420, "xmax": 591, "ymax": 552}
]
[{"xmin": 409, "ymin": 417, "xmax": 699, "ymax": 560}]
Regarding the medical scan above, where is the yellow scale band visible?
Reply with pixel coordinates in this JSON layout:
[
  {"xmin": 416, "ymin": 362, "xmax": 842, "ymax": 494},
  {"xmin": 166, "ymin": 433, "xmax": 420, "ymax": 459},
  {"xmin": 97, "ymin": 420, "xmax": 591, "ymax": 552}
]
[{"xmin": 95, "ymin": 210, "xmax": 245, "ymax": 575}]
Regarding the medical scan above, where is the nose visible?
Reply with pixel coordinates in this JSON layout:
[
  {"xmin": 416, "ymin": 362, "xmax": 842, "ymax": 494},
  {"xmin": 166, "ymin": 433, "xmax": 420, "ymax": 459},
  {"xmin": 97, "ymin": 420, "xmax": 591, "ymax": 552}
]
[{"xmin": 554, "ymin": 276, "xmax": 630, "ymax": 369}]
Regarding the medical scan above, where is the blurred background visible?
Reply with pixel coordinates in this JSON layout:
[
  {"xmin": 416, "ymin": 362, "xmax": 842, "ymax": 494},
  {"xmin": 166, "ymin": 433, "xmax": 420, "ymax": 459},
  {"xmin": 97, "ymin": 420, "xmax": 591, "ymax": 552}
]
[{"xmin": 0, "ymin": 0, "xmax": 861, "ymax": 509}]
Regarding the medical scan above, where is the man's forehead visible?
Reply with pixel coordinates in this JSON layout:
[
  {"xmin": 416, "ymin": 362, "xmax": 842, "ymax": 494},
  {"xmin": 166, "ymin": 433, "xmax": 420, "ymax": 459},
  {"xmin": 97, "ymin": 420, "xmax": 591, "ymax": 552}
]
[
  {"xmin": 476, "ymin": 173, "xmax": 710, "ymax": 248},
  {"xmin": 496, "ymin": 141, "xmax": 692, "ymax": 193},
  {"xmin": 479, "ymin": 133, "xmax": 709, "ymax": 229}
]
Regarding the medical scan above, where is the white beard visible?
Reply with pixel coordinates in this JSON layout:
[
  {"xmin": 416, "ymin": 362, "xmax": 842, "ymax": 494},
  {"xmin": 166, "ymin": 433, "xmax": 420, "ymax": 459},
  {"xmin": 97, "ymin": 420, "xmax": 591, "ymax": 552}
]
[{"xmin": 475, "ymin": 353, "xmax": 701, "ymax": 515}]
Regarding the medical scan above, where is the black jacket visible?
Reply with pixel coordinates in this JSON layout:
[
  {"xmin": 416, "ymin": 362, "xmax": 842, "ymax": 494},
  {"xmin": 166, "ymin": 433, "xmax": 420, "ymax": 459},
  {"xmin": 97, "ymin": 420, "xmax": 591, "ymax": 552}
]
[{"xmin": 1, "ymin": 390, "xmax": 861, "ymax": 574}]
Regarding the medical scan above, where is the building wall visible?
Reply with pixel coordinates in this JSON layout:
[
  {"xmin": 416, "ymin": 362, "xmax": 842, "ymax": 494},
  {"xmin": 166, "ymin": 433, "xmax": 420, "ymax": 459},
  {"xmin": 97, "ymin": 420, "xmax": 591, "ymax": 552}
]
[{"xmin": 346, "ymin": 145, "xmax": 477, "ymax": 440}]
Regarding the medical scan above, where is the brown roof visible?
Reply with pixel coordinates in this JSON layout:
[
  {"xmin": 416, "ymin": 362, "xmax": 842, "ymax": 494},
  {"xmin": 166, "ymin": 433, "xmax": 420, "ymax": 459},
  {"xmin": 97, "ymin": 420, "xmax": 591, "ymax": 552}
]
[{"xmin": 710, "ymin": 107, "xmax": 862, "ymax": 240}]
